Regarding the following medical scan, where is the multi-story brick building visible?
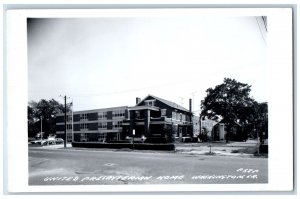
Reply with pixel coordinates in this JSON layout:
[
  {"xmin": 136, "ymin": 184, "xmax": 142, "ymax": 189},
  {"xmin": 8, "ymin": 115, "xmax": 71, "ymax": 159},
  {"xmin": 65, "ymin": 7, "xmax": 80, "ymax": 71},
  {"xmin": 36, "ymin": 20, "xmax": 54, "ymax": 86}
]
[
  {"xmin": 56, "ymin": 95, "xmax": 195, "ymax": 143},
  {"xmin": 56, "ymin": 106, "xmax": 129, "ymax": 142},
  {"xmin": 122, "ymin": 95, "xmax": 193, "ymax": 142}
]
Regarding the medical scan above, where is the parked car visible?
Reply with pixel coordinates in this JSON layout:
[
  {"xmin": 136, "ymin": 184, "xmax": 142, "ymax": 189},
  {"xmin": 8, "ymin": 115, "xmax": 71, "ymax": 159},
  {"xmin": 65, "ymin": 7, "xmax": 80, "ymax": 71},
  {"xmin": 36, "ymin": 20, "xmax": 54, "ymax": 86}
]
[
  {"xmin": 47, "ymin": 135, "xmax": 56, "ymax": 145},
  {"xmin": 30, "ymin": 139, "xmax": 48, "ymax": 145},
  {"xmin": 30, "ymin": 140, "xmax": 41, "ymax": 145},
  {"xmin": 55, "ymin": 138, "xmax": 64, "ymax": 144}
]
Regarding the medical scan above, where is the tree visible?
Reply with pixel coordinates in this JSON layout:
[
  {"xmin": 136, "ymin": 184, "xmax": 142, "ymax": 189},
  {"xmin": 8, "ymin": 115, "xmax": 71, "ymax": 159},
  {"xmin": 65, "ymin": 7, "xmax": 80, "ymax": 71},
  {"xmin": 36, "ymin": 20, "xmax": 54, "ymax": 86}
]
[
  {"xmin": 201, "ymin": 78, "xmax": 256, "ymax": 142},
  {"xmin": 256, "ymin": 102, "xmax": 268, "ymax": 142},
  {"xmin": 198, "ymin": 126, "xmax": 209, "ymax": 142},
  {"xmin": 28, "ymin": 105, "xmax": 39, "ymax": 138},
  {"xmin": 28, "ymin": 99, "xmax": 71, "ymax": 138},
  {"xmin": 242, "ymin": 102, "xmax": 268, "ymax": 142},
  {"xmin": 162, "ymin": 124, "xmax": 176, "ymax": 143}
]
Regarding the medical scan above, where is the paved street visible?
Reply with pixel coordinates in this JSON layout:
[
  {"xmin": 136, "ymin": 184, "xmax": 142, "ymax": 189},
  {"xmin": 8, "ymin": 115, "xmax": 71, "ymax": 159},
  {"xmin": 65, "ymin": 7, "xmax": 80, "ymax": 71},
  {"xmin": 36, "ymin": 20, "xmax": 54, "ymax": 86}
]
[{"xmin": 29, "ymin": 147, "xmax": 268, "ymax": 185}]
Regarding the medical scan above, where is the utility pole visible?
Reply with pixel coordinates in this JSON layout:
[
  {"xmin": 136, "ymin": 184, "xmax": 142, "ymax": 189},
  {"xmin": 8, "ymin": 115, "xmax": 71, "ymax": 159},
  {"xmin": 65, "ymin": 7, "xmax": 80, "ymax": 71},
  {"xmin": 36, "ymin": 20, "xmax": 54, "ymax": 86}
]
[
  {"xmin": 199, "ymin": 102, "xmax": 202, "ymax": 142},
  {"xmin": 64, "ymin": 95, "xmax": 67, "ymax": 148},
  {"xmin": 59, "ymin": 95, "xmax": 70, "ymax": 148},
  {"xmin": 40, "ymin": 116, "xmax": 43, "ymax": 141},
  {"xmin": 199, "ymin": 115, "xmax": 202, "ymax": 142},
  {"xmin": 71, "ymin": 99, "xmax": 74, "ymax": 143}
]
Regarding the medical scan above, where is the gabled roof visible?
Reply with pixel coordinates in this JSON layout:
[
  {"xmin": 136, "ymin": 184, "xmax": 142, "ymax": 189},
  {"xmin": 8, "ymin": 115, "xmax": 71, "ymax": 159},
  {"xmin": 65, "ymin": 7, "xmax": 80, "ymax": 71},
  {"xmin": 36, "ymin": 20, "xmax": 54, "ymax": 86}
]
[{"xmin": 136, "ymin": 94, "xmax": 190, "ymax": 113}]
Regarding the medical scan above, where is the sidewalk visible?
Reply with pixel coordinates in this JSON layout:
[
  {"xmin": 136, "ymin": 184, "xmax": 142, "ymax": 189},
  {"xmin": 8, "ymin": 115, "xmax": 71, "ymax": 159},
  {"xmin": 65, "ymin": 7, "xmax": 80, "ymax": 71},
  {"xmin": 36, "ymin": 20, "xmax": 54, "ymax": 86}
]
[
  {"xmin": 28, "ymin": 140, "xmax": 266, "ymax": 158},
  {"xmin": 28, "ymin": 143, "xmax": 73, "ymax": 149},
  {"xmin": 175, "ymin": 140, "xmax": 262, "ymax": 157}
]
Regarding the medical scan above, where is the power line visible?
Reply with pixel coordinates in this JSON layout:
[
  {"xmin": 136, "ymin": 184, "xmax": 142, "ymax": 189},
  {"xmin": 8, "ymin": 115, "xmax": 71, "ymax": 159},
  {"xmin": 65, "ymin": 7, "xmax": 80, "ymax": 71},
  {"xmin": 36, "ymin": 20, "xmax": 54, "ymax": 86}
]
[
  {"xmin": 262, "ymin": 16, "xmax": 268, "ymax": 32},
  {"xmin": 255, "ymin": 17, "xmax": 267, "ymax": 45}
]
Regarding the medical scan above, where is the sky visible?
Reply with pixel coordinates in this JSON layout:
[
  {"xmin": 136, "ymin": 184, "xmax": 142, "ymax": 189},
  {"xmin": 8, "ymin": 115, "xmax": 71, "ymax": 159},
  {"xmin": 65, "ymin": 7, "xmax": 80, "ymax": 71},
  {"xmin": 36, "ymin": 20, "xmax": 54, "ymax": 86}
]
[{"xmin": 27, "ymin": 16, "xmax": 268, "ymax": 113}]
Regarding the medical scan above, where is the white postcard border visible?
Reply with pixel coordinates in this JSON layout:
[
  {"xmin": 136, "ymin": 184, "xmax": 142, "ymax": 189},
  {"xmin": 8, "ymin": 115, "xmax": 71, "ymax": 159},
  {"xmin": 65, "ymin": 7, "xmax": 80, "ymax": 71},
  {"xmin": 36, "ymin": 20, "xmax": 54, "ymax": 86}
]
[{"xmin": 5, "ymin": 8, "xmax": 294, "ymax": 193}]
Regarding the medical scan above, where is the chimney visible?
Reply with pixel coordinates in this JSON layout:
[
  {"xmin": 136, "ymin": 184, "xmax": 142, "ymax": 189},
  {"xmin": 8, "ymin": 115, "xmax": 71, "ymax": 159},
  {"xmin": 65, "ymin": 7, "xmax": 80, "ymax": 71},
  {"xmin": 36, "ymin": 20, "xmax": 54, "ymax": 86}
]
[
  {"xmin": 189, "ymin": 98, "xmax": 192, "ymax": 113},
  {"xmin": 136, "ymin": 97, "xmax": 141, "ymax": 104}
]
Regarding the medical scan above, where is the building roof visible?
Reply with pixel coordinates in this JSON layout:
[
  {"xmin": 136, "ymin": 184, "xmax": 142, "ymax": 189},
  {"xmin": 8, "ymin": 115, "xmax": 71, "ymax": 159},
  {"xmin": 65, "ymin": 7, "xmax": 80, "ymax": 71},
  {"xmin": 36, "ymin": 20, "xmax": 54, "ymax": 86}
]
[
  {"xmin": 128, "ymin": 105, "xmax": 160, "ymax": 111},
  {"xmin": 56, "ymin": 106, "xmax": 129, "ymax": 116},
  {"xmin": 136, "ymin": 94, "xmax": 190, "ymax": 113}
]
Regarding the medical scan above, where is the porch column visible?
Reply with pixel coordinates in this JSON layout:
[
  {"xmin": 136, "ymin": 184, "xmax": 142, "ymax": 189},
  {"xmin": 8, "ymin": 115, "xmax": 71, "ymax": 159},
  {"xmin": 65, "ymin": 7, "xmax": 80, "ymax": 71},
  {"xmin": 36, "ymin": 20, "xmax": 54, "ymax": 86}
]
[{"xmin": 144, "ymin": 109, "xmax": 150, "ymax": 137}]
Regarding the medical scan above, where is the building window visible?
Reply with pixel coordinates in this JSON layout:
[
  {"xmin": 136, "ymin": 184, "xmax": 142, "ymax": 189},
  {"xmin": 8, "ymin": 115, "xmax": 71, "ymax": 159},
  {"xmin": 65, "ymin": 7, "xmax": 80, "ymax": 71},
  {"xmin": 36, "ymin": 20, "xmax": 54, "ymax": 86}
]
[
  {"xmin": 67, "ymin": 124, "xmax": 72, "ymax": 130},
  {"xmin": 112, "ymin": 110, "xmax": 125, "ymax": 118},
  {"xmin": 98, "ymin": 112, "xmax": 107, "ymax": 119},
  {"xmin": 113, "ymin": 121, "xmax": 122, "ymax": 128},
  {"xmin": 161, "ymin": 109, "xmax": 166, "ymax": 116},
  {"xmin": 177, "ymin": 113, "xmax": 180, "ymax": 121},
  {"xmin": 66, "ymin": 115, "xmax": 72, "ymax": 122},
  {"xmin": 67, "ymin": 133, "xmax": 72, "ymax": 142},
  {"xmin": 145, "ymin": 100, "xmax": 155, "ymax": 106},
  {"xmin": 98, "ymin": 122, "xmax": 107, "ymax": 129},
  {"xmin": 80, "ymin": 114, "xmax": 88, "ymax": 120},
  {"xmin": 80, "ymin": 133, "xmax": 88, "ymax": 142},
  {"xmin": 98, "ymin": 133, "xmax": 107, "ymax": 141},
  {"xmin": 182, "ymin": 114, "xmax": 186, "ymax": 122},
  {"xmin": 135, "ymin": 111, "xmax": 140, "ymax": 119},
  {"xmin": 172, "ymin": 112, "xmax": 177, "ymax": 120},
  {"xmin": 80, "ymin": 123, "xmax": 88, "ymax": 129}
]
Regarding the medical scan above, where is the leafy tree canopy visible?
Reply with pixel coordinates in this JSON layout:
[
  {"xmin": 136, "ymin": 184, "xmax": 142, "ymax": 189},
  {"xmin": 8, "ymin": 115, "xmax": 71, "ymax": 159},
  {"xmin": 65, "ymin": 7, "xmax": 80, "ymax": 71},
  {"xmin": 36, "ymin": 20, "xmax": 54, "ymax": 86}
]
[
  {"xmin": 28, "ymin": 98, "xmax": 71, "ymax": 138},
  {"xmin": 200, "ymin": 78, "xmax": 265, "ymax": 142},
  {"xmin": 201, "ymin": 78, "xmax": 255, "ymax": 123}
]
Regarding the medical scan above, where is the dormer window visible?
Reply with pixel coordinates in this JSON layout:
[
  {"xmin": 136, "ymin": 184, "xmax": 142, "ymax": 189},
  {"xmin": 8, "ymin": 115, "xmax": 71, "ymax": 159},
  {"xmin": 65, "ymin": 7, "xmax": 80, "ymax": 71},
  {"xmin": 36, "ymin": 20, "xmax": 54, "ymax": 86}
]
[{"xmin": 145, "ymin": 99, "xmax": 155, "ymax": 106}]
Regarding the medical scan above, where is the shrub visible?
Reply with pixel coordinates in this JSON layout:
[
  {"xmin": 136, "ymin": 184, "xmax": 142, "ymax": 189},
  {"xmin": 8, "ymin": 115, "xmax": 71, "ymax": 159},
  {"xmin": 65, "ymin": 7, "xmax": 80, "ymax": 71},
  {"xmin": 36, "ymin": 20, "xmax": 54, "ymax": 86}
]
[
  {"xmin": 204, "ymin": 151, "xmax": 216, "ymax": 155},
  {"xmin": 144, "ymin": 137, "xmax": 168, "ymax": 144},
  {"xmin": 107, "ymin": 140, "xmax": 131, "ymax": 144},
  {"xmin": 71, "ymin": 142, "xmax": 175, "ymax": 151},
  {"xmin": 259, "ymin": 144, "xmax": 268, "ymax": 153}
]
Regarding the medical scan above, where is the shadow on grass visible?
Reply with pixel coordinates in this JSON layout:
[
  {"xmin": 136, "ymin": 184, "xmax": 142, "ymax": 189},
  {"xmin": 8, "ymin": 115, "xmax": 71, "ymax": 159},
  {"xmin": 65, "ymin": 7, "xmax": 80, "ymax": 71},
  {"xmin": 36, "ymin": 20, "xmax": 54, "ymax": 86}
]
[
  {"xmin": 231, "ymin": 147, "xmax": 268, "ymax": 158},
  {"xmin": 204, "ymin": 152, "xmax": 216, "ymax": 156}
]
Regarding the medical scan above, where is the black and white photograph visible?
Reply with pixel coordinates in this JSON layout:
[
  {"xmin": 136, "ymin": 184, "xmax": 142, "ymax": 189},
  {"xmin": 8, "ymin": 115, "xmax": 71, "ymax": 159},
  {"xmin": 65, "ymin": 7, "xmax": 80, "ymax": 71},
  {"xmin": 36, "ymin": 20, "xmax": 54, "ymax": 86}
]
[
  {"xmin": 4, "ymin": 7, "xmax": 294, "ymax": 193},
  {"xmin": 27, "ymin": 13, "xmax": 269, "ymax": 186}
]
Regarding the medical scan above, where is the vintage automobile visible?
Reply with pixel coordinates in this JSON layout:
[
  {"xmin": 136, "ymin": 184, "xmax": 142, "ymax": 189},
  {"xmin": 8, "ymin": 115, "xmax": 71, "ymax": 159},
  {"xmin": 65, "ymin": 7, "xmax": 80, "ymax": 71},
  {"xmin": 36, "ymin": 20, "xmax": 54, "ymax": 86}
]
[
  {"xmin": 30, "ymin": 139, "xmax": 49, "ymax": 145},
  {"xmin": 55, "ymin": 138, "xmax": 64, "ymax": 144}
]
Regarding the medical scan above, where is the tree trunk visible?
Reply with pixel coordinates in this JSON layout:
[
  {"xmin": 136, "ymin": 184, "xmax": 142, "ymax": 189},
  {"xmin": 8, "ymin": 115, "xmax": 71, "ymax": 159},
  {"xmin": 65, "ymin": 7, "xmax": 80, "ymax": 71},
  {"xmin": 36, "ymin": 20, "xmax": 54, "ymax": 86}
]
[{"xmin": 226, "ymin": 123, "xmax": 230, "ymax": 143}]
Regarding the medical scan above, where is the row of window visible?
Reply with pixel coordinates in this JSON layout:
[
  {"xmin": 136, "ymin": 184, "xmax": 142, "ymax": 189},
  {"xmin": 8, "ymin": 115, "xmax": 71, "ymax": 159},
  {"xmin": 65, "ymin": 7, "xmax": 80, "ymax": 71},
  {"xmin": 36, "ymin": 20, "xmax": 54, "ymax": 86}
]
[
  {"xmin": 114, "ymin": 121, "xmax": 123, "ymax": 128},
  {"xmin": 80, "ymin": 123, "xmax": 88, "ymax": 129},
  {"xmin": 79, "ymin": 133, "xmax": 120, "ymax": 142},
  {"xmin": 98, "ymin": 123, "xmax": 107, "ymax": 129},
  {"xmin": 172, "ymin": 112, "xmax": 187, "ymax": 121},
  {"xmin": 63, "ymin": 113, "xmax": 126, "ymax": 121},
  {"xmin": 80, "ymin": 114, "xmax": 88, "ymax": 120},
  {"xmin": 112, "ymin": 112, "xmax": 125, "ymax": 117},
  {"xmin": 76, "ymin": 122, "xmax": 123, "ymax": 130},
  {"xmin": 79, "ymin": 111, "xmax": 126, "ymax": 120},
  {"xmin": 98, "ymin": 112, "xmax": 107, "ymax": 119}
]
